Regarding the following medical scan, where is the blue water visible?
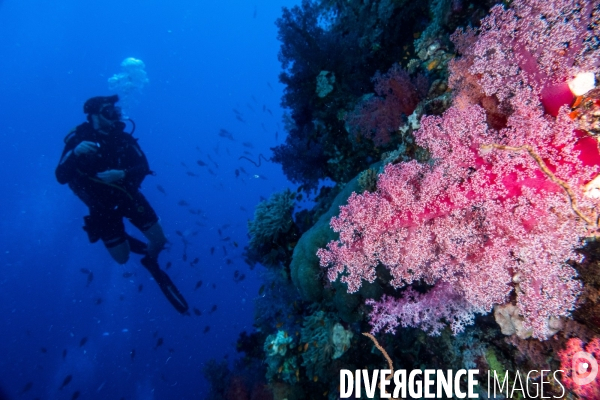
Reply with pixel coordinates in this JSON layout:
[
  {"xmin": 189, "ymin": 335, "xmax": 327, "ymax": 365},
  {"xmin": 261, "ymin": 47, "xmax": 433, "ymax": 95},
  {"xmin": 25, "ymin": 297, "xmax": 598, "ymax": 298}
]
[{"xmin": 0, "ymin": 0, "xmax": 296, "ymax": 398}]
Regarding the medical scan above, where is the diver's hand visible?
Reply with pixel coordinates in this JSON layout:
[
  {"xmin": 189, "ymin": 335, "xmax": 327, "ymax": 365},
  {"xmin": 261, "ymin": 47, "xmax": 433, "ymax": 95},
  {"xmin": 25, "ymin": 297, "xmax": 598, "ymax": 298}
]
[
  {"xmin": 74, "ymin": 141, "xmax": 99, "ymax": 156},
  {"xmin": 96, "ymin": 169, "xmax": 125, "ymax": 183}
]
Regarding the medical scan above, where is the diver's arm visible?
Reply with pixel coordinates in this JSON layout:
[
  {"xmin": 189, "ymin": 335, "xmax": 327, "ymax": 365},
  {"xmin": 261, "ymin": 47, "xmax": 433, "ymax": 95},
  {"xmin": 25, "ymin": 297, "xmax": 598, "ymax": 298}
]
[
  {"xmin": 123, "ymin": 140, "xmax": 151, "ymax": 189},
  {"xmin": 56, "ymin": 141, "xmax": 98, "ymax": 184},
  {"xmin": 55, "ymin": 142, "xmax": 79, "ymax": 185}
]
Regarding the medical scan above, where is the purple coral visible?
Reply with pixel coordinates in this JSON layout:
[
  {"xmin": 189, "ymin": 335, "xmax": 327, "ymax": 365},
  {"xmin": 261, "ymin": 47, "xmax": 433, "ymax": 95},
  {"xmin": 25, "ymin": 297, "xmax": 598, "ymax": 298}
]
[{"xmin": 346, "ymin": 64, "xmax": 427, "ymax": 146}]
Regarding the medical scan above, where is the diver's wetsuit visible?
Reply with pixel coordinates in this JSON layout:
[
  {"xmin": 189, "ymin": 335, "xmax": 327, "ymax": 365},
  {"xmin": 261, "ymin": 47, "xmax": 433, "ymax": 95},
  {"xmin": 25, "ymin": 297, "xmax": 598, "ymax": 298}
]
[
  {"xmin": 56, "ymin": 121, "xmax": 189, "ymax": 314},
  {"xmin": 55, "ymin": 121, "xmax": 157, "ymax": 248}
]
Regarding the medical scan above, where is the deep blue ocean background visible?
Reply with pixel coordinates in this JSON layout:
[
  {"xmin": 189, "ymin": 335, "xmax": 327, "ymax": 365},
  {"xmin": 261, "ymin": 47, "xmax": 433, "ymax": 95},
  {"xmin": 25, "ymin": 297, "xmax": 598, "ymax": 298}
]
[{"xmin": 0, "ymin": 0, "xmax": 297, "ymax": 398}]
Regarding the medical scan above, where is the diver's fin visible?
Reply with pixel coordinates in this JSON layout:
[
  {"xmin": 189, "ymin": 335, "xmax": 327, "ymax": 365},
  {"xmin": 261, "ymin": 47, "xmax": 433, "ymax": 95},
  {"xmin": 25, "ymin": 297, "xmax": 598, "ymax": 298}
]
[
  {"xmin": 126, "ymin": 234, "xmax": 147, "ymax": 255},
  {"xmin": 141, "ymin": 256, "xmax": 189, "ymax": 314}
]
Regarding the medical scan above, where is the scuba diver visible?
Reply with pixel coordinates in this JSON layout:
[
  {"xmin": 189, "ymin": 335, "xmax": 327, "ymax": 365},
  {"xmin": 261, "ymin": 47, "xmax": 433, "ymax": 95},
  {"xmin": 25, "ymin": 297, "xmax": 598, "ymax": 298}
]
[{"xmin": 55, "ymin": 95, "xmax": 189, "ymax": 314}]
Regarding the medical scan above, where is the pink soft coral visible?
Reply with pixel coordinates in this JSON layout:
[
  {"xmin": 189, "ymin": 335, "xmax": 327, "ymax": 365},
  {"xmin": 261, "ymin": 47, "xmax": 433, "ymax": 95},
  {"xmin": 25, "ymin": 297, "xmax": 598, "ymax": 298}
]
[{"xmin": 319, "ymin": 104, "xmax": 597, "ymax": 339}]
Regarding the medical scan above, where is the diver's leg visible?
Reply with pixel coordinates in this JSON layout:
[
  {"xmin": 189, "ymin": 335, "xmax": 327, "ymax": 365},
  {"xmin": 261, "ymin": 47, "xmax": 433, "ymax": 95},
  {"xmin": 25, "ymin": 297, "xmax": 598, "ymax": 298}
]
[
  {"xmin": 105, "ymin": 239, "xmax": 131, "ymax": 264},
  {"xmin": 141, "ymin": 221, "xmax": 167, "ymax": 260},
  {"xmin": 127, "ymin": 192, "xmax": 166, "ymax": 260},
  {"xmin": 99, "ymin": 207, "xmax": 130, "ymax": 264}
]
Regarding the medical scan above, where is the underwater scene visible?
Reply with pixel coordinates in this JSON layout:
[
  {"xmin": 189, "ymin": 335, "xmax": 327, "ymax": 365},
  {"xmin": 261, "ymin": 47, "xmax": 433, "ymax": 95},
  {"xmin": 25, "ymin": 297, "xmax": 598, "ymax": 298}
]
[{"xmin": 1, "ymin": 0, "xmax": 600, "ymax": 399}]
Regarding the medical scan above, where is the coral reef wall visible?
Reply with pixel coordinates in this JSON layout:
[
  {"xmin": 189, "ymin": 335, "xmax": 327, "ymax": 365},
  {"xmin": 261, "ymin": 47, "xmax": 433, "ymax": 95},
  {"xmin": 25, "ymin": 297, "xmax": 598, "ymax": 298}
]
[{"xmin": 223, "ymin": 1, "xmax": 600, "ymax": 399}]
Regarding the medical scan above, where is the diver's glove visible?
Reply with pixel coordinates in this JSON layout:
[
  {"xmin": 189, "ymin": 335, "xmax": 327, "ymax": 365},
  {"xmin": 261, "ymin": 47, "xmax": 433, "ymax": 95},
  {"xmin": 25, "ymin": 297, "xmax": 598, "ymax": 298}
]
[
  {"xmin": 74, "ymin": 141, "xmax": 99, "ymax": 156},
  {"xmin": 97, "ymin": 169, "xmax": 125, "ymax": 183}
]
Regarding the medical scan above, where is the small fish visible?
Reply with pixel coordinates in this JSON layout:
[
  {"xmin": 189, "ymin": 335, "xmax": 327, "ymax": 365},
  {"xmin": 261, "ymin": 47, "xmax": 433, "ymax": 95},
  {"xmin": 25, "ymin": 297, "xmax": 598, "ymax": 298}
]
[
  {"xmin": 192, "ymin": 257, "xmax": 199, "ymax": 265},
  {"xmin": 275, "ymin": 131, "xmax": 279, "ymax": 141},
  {"xmin": 196, "ymin": 159, "xmax": 207, "ymax": 167},
  {"xmin": 240, "ymin": 206, "xmax": 247, "ymax": 212},
  {"xmin": 203, "ymin": 326, "xmax": 211, "ymax": 333},
  {"xmin": 261, "ymin": 123, "xmax": 267, "ymax": 132},
  {"xmin": 80, "ymin": 268, "xmax": 91, "ymax": 275},
  {"xmin": 221, "ymin": 236, "xmax": 231, "ymax": 241},
  {"xmin": 267, "ymin": 108, "xmax": 273, "ymax": 116},
  {"xmin": 62, "ymin": 349, "xmax": 68, "ymax": 359},
  {"xmin": 181, "ymin": 162, "xmax": 188, "ymax": 168},
  {"xmin": 234, "ymin": 270, "xmax": 239, "ymax": 278},
  {"xmin": 233, "ymin": 241, "xmax": 238, "ymax": 248},
  {"xmin": 19, "ymin": 382, "xmax": 33, "ymax": 394},
  {"xmin": 218, "ymin": 129, "xmax": 234, "ymax": 140},
  {"xmin": 175, "ymin": 230, "xmax": 183, "ymax": 236},
  {"xmin": 71, "ymin": 391, "xmax": 80, "ymax": 400},
  {"xmin": 235, "ymin": 169, "xmax": 240, "ymax": 178},
  {"xmin": 193, "ymin": 308, "xmax": 202, "ymax": 316},
  {"xmin": 86, "ymin": 272, "xmax": 94, "ymax": 286},
  {"xmin": 156, "ymin": 185, "xmax": 167, "ymax": 195},
  {"xmin": 209, "ymin": 305, "xmax": 217, "ymax": 314},
  {"xmin": 258, "ymin": 284, "xmax": 265, "ymax": 296},
  {"xmin": 40, "ymin": 347, "xmax": 47, "ymax": 353},
  {"xmin": 154, "ymin": 338, "xmax": 163, "ymax": 350},
  {"xmin": 130, "ymin": 349, "xmax": 136, "ymax": 361},
  {"xmin": 236, "ymin": 274, "xmax": 246, "ymax": 282},
  {"xmin": 267, "ymin": 81, "xmax": 273, "ymax": 91},
  {"xmin": 122, "ymin": 272, "xmax": 133, "ymax": 278},
  {"xmin": 212, "ymin": 283, "xmax": 217, "ymax": 289},
  {"xmin": 177, "ymin": 200, "xmax": 189, "ymax": 206},
  {"xmin": 182, "ymin": 253, "xmax": 187, "ymax": 262},
  {"xmin": 138, "ymin": 284, "xmax": 143, "ymax": 292},
  {"xmin": 166, "ymin": 262, "xmax": 172, "ymax": 270},
  {"xmin": 262, "ymin": 104, "xmax": 266, "ymax": 112},
  {"xmin": 222, "ymin": 246, "xmax": 228, "ymax": 256},
  {"xmin": 59, "ymin": 374, "xmax": 73, "ymax": 390},
  {"xmin": 242, "ymin": 142, "xmax": 254, "ymax": 148},
  {"xmin": 95, "ymin": 298, "xmax": 103, "ymax": 305},
  {"xmin": 208, "ymin": 168, "xmax": 217, "ymax": 176},
  {"xmin": 79, "ymin": 337, "xmax": 88, "ymax": 347},
  {"xmin": 194, "ymin": 280, "xmax": 203, "ymax": 290},
  {"xmin": 235, "ymin": 115, "xmax": 246, "ymax": 123},
  {"xmin": 226, "ymin": 259, "xmax": 233, "ymax": 265},
  {"xmin": 247, "ymin": 103, "xmax": 255, "ymax": 113},
  {"xmin": 210, "ymin": 247, "xmax": 215, "ymax": 255},
  {"xmin": 233, "ymin": 108, "xmax": 242, "ymax": 115},
  {"xmin": 186, "ymin": 171, "xmax": 199, "ymax": 177}
]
